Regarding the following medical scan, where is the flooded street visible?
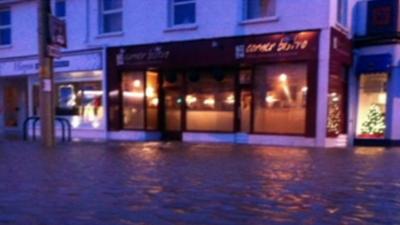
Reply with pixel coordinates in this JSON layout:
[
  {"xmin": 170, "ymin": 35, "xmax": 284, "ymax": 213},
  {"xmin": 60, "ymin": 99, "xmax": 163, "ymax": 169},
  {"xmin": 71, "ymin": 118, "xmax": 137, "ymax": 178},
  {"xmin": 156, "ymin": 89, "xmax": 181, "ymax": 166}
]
[{"xmin": 0, "ymin": 141, "xmax": 399, "ymax": 225}]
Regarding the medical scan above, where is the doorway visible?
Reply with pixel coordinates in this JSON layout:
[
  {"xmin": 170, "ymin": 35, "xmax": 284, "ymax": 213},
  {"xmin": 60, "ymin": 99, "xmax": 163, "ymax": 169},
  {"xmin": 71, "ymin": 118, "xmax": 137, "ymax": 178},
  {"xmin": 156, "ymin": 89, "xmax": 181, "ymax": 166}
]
[
  {"xmin": 239, "ymin": 89, "xmax": 252, "ymax": 133},
  {"xmin": 161, "ymin": 72, "xmax": 184, "ymax": 140},
  {"xmin": 1, "ymin": 78, "xmax": 27, "ymax": 135}
]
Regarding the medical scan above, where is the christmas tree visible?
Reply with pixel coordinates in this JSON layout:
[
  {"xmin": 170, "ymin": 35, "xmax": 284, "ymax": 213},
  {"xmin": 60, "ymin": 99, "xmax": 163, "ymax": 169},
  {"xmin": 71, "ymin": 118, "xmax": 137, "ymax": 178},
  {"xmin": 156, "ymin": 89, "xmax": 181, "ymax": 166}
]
[
  {"xmin": 361, "ymin": 104, "xmax": 385, "ymax": 136},
  {"xmin": 327, "ymin": 98, "xmax": 341, "ymax": 136}
]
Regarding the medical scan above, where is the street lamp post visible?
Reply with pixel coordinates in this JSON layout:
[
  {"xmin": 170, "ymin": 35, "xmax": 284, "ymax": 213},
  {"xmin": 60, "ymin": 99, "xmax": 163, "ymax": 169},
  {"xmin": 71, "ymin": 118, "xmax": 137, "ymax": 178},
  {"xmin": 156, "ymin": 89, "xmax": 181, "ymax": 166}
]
[{"xmin": 38, "ymin": 0, "xmax": 55, "ymax": 148}]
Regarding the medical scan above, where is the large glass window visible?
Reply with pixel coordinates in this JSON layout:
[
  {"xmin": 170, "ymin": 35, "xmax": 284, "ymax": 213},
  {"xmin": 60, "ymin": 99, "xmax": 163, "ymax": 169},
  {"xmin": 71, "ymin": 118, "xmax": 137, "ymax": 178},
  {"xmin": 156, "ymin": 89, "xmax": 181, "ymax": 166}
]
[
  {"xmin": 0, "ymin": 9, "xmax": 11, "ymax": 45},
  {"xmin": 100, "ymin": 0, "xmax": 122, "ymax": 33},
  {"xmin": 356, "ymin": 73, "xmax": 387, "ymax": 138},
  {"xmin": 33, "ymin": 81, "xmax": 104, "ymax": 129},
  {"xmin": 244, "ymin": 0, "xmax": 276, "ymax": 20},
  {"xmin": 254, "ymin": 64, "xmax": 308, "ymax": 134},
  {"xmin": 122, "ymin": 71, "xmax": 160, "ymax": 130},
  {"xmin": 170, "ymin": 0, "xmax": 196, "ymax": 26},
  {"xmin": 186, "ymin": 70, "xmax": 235, "ymax": 132},
  {"xmin": 337, "ymin": 0, "xmax": 348, "ymax": 26},
  {"xmin": 146, "ymin": 71, "xmax": 159, "ymax": 130},
  {"xmin": 122, "ymin": 71, "xmax": 145, "ymax": 129}
]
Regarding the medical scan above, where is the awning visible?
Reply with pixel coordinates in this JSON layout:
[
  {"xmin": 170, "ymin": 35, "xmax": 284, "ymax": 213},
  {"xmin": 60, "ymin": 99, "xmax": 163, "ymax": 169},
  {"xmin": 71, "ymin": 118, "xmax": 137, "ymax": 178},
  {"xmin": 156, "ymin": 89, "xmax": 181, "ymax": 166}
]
[{"xmin": 356, "ymin": 54, "xmax": 392, "ymax": 74}]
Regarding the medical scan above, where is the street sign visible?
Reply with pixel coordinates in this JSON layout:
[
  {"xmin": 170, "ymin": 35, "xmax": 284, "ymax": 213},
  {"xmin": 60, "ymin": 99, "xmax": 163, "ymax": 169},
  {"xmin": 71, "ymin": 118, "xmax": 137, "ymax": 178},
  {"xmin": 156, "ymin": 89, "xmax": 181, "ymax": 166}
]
[
  {"xmin": 47, "ymin": 45, "xmax": 61, "ymax": 58},
  {"xmin": 49, "ymin": 15, "xmax": 67, "ymax": 48}
]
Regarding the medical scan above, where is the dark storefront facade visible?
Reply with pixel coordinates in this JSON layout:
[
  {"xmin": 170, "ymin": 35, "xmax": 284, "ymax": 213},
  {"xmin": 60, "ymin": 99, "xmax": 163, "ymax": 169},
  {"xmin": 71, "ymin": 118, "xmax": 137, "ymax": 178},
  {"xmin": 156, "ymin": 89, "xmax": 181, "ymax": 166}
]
[{"xmin": 106, "ymin": 30, "xmax": 352, "ymax": 147}]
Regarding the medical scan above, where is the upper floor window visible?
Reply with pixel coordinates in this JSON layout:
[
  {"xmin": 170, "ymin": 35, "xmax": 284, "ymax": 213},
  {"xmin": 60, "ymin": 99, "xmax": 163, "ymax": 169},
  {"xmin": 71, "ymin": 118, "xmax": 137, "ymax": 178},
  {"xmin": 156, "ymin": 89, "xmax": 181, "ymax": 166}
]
[
  {"xmin": 337, "ymin": 0, "xmax": 348, "ymax": 26},
  {"xmin": 0, "ymin": 9, "xmax": 11, "ymax": 46},
  {"xmin": 55, "ymin": 0, "xmax": 66, "ymax": 19},
  {"xmin": 244, "ymin": 0, "xmax": 276, "ymax": 20},
  {"xmin": 170, "ymin": 0, "xmax": 196, "ymax": 26},
  {"xmin": 100, "ymin": 0, "xmax": 123, "ymax": 34}
]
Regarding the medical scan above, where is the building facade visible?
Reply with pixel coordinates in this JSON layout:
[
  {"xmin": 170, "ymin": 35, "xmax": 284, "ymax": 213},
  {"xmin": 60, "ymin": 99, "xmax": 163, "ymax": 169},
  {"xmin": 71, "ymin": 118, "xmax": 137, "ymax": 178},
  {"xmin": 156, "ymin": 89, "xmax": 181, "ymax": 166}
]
[{"xmin": 0, "ymin": 0, "xmax": 357, "ymax": 147}]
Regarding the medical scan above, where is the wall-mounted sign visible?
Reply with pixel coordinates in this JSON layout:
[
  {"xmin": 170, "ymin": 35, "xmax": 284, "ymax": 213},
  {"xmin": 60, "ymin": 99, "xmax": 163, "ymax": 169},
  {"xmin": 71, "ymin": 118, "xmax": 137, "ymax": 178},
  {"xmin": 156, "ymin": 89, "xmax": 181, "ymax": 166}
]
[
  {"xmin": 0, "ymin": 52, "xmax": 102, "ymax": 77},
  {"xmin": 113, "ymin": 31, "xmax": 319, "ymax": 69},
  {"xmin": 49, "ymin": 15, "xmax": 67, "ymax": 48},
  {"xmin": 367, "ymin": 0, "xmax": 400, "ymax": 35}
]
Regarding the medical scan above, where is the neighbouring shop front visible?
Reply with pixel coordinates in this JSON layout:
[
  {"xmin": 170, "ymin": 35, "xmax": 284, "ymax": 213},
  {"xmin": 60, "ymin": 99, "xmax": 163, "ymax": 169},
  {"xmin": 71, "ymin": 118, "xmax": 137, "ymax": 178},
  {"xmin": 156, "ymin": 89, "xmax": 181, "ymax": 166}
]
[
  {"xmin": 107, "ymin": 30, "xmax": 333, "ymax": 145},
  {"xmin": 0, "ymin": 50, "xmax": 105, "ymax": 138}
]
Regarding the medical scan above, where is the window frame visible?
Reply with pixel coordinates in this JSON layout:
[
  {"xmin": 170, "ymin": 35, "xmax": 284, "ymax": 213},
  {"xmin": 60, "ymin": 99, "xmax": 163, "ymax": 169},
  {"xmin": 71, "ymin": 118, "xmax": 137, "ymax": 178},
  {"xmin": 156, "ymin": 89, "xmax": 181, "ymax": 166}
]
[
  {"xmin": 337, "ymin": 0, "xmax": 348, "ymax": 27},
  {"xmin": 169, "ymin": 0, "xmax": 196, "ymax": 27},
  {"xmin": 243, "ymin": 0, "xmax": 276, "ymax": 21},
  {"xmin": 54, "ymin": 0, "xmax": 66, "ymax": 19},
  {"xmin": 99, "ymin": 0, "xmax": 123, "ymax": 34},
  {"xmin": 0, "ymin": 8, "xmax": 11, "ymax": 46}
]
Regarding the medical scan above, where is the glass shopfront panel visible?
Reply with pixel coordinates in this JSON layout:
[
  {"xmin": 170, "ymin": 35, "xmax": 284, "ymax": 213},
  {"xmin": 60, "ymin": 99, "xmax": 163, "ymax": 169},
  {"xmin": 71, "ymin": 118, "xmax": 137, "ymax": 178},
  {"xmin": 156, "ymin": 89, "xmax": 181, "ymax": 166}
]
[
  {"xmin": 356, "ymin": 73, "xmax": 388, "ymax": 138},
  {"xmin": 186, "ymin": 71, "xmax": 235, "ymax": 132},
  {"xmin": 254, "ymin": 64, "xmax": 308, "ymax": 134},
  {"xmin": 33, "ymin": 81, "xmax": 104, "ymax": 129},
  {"xmin": 163, "ymin": 73, "xmax": 184, "ymax": 131},
  {"xmin": 146, "ymin": 71, "xmax": 159, "ymax": 130},
  {"xmin": 122, "ymin": 71, "xmax": 145, "ymax": 129}
]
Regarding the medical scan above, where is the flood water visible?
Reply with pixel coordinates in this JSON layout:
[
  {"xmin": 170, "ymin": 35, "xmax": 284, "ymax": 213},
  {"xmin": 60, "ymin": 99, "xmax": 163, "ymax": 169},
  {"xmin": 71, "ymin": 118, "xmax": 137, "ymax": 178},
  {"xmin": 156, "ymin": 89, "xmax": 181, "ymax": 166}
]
[{"xmin": 0, "ymin": 141, "xmax": 399, "ymax": 225}]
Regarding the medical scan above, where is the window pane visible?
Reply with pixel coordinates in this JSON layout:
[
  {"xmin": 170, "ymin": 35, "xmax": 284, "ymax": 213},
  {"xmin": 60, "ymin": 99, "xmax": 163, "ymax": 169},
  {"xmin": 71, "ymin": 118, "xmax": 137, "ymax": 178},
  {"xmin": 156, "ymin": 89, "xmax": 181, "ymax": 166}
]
[
  {"xmin": 337, "ymin": 0, "xmax": 348, "ymax": 26},
  {"xmin": 356, "ymin": 73, "xmax": 387, "ymax": 138},
  {"xmin": 246, "ymin": 0, "xmax": 275, "ymax": 19},
  {"xmin": 254, "ymin": 64, "xmax": 308, "ymax": 134},
  {"xmin": 174, "ymin": 3, "xmax": 195, "ymax": 25},
  {"xmin": 103, "ymin": 0, "xmax": 122, "ymax": 11},
  {"xmin": 122, "ymin": 72, "xmax": 145, "ymax": 129},
  {"xmin": 0, "ymin": 10, "xmax": 11, "ymax": 26},
  {"xmin": 0, "ymin": 29, "xmax": 11, "ymax": 45},
  {"xmin": 146, "ymin": 71, "xmax": 159, "ymax": 130},
  {"xmin": 186, "ymin": 70, "xmax": 235, "ymax": 132},
  {"xmin": 55, "ymin": 0, "xmax": 66, "ymax": 18},
  {"xmin": 103, "ymin": 13, "xmax": 122, "ymax": 33}
]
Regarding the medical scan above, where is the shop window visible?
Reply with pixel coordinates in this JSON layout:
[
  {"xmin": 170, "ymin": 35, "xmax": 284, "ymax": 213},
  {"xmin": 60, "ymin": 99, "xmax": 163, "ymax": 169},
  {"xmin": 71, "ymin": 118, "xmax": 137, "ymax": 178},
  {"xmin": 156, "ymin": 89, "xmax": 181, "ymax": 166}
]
[
  {"xmin": 33, "ymin": 82, "xmax": 104, "ymax": 129},
  {"xmin": 100, "ymin": 0, "xmax": 122, "ymax": 33},
  {"xmin": 337, "ymin": 0, "xmax": 348, "ymax": 27},
  {"xmin": 170, "ymin": 0, "xmax": 196, "ymax": 26},
  {"xmin": 146, "ymin": 71, "xmax": 159, "ymax": 130},
  {"xmin": 163, "ymin": 72, "xmax": 184, "ymax": 131},
  {"xmin": 122, "ymin": 71, "xmax": 145, "ymax": 129},
  {"xmin": 327, "ymin": 68, "xmax": 348, "ymax": 137},
  {"xmin": 0, "ymin": 8, "xmax": 11, "ymax": 45},
  {"xmin": 54, "ymin": 0, "xmax": 66, "ymax": 19},
  {"xmin": 254, "ymin": 64, "xmax": 308, "ymax": 134},
  {"xmin": 186, "ymin": 70, "xmax": 235, "ymax": 132},
  {"xmin": 356, "ymin": 73, "xmax": 387, "ymax": 138},
  {"xmin": 244, "ymin": 0, "xmax": 276, "ymax": 20}
]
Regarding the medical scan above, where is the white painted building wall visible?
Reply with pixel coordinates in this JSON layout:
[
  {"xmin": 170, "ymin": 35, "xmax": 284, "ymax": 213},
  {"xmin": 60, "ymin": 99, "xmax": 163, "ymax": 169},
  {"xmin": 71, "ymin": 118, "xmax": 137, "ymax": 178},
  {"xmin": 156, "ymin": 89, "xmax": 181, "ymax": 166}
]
[{"xmin": 0, "ymin": 0, "xmax": 359, "ymax": 147}]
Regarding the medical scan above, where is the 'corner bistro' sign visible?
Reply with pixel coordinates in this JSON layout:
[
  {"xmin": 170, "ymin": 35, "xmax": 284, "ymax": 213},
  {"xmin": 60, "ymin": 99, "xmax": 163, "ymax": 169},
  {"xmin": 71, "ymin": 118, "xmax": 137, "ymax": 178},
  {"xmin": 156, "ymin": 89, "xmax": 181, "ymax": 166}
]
[{"xmin": 115, "ymin": 31, "xmax": 319, "ymax": 69}]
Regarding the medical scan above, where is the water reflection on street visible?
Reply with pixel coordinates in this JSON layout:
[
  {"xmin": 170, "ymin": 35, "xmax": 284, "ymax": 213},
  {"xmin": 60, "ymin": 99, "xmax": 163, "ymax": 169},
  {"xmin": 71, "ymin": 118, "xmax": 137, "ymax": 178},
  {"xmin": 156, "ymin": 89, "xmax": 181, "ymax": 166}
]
[{"xmin": 0, "ymin": 141, "xmax": 399, "ymax": 224}]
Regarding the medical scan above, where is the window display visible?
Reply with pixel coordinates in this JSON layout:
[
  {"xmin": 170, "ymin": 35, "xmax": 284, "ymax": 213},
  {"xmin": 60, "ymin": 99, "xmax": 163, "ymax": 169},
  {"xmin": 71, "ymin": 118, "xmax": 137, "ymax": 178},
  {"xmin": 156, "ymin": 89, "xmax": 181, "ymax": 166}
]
[
  {"xmin": 186, "ymin": 70, "xmax": 235, "ymax": 132},
  {"xmin": 122, "ymin": 71, "xmax": 145, "ymax": 129},
  {"xmin": 356, "ymin": 73, "xmax": 387, "ymax": 138},
  {"xmin": 33, "ymin": 81, "xmax": 104, "ymax": 129},
  {"xmin": 254, "ymin": 64, "xmax": 308, "ymax": 134}
]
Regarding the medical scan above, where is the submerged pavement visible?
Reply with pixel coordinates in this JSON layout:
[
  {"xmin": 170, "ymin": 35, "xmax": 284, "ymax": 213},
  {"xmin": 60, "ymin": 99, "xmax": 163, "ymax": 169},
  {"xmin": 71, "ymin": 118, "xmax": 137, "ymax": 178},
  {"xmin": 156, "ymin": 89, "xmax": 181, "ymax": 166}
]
[{"xmin": 0, "ymin": 141, "xmax": 399, "ymax": 225}]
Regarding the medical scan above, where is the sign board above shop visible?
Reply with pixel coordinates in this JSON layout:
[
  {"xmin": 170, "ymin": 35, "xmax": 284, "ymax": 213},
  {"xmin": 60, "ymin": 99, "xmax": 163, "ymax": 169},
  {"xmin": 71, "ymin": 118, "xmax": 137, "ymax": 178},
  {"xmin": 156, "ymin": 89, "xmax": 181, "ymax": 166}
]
[
  {"xmin": 0, "ymin": 52, "xmax": 102, "ymax": 77},
  {"xmin": 113, "ymin": 31, "xmax": 320, "ymax": 70}
]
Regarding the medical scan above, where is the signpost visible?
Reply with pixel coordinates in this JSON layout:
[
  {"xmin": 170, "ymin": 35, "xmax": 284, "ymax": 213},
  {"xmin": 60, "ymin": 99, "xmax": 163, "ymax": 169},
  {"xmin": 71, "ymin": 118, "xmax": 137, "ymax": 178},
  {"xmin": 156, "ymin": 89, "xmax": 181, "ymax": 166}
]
[{"xmin": 38, "ymin": 0, "xmax": 67, "ymax": 148}]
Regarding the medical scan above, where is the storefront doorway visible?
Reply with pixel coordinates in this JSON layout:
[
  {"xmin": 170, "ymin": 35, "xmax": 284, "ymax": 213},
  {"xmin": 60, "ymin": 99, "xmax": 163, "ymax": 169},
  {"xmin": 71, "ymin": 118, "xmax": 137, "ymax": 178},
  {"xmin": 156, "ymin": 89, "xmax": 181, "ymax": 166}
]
[
  {"xmin": 161, "ymin": 73, "xmax": 184, "ymax": 140},
  {"xmin": 1, "ymin": 78, "xmax": 27, "ymax": 135}
]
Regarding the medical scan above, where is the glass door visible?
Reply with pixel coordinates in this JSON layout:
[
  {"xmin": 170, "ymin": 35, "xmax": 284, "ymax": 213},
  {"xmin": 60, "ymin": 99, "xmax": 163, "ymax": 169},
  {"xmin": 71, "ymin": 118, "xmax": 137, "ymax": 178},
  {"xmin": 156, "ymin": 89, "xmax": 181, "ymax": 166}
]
[
  {"xmin": 162, "ymin": 73, "xmax": 183, "ymax": 140},
  {"xmin": 239, "ymin": 90, "xmax": 252, "ymax": 133}
]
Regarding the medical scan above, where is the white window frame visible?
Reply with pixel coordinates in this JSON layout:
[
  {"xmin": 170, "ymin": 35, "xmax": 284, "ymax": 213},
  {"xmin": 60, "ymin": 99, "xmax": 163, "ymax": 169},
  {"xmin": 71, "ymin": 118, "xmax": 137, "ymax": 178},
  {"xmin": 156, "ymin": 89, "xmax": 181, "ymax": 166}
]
[
  {"xmin": 99, "ymin": 0, "xmax": 123, "ymax": 34},
  {"xmin": 53, "ymin": 0, "xmax": 66, "ymax": 20},
  {"xmin": 337, "ymin": 0, "xmax": 348, "ymax": 27},
  {"xmin": 0, "ymin": 8, "xmax": 11, "ymax": 46},
  {"xmin": 243, "ymin": 0, "xmax": 276, "ymax": 21},
  {"xmin": 169, "ymin": 0, "xmax": 196, "ymax": 27}
]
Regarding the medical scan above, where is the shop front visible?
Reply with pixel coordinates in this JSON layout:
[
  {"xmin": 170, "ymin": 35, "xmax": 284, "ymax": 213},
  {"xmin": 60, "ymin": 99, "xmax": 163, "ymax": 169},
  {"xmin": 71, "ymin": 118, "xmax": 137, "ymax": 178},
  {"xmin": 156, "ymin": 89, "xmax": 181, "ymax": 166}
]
[
  {"xmin": 0, "ymin": 49, "xmax": 105, "ymax": 139},
  {"xmin": 107, "ymin": 31, "xmax": 330, "ymax": 146}
]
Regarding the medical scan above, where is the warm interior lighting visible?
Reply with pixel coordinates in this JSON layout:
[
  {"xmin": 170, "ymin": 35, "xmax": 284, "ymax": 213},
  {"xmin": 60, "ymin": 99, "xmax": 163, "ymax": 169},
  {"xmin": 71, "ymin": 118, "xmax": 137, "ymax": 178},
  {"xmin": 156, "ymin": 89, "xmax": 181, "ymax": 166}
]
[
  {"xmin": 133, "ymin": 80, "xmax": 141, "ymax": 88},
  {"xmin": 146, "ymin": 87, "xmax": 155, "ymax": 97},
  {"xmin": 71, "ymin": 116, "xmax": 81, "ymax": 128},
  {"xmin": 186, "ymin": 95, "xmax": 197, "ymax": 105},
  {"xmin": 279, "ymin": 73, "xmax": 288, "ymax": 82},
  {"xmin": 150, "ymin": 98, "xmax": 159, "ymax": 106},
  {"xmin": 378, "ymin": 93, "xmax": 387, "ymax": 104},
  {"xmin": 203, "ymin": 97, "xmax": 215, "ymax": 107},
  {"xmin": 225, "ymin": 94, "xmax": 235, "ymax": 104},
  {"xmin": 91, "ymin": 120, "xmax": 101, "ymax": 128},
  {"xmin": 301, "ymin": 86, "xmax": 308, "ymax": 93}
]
